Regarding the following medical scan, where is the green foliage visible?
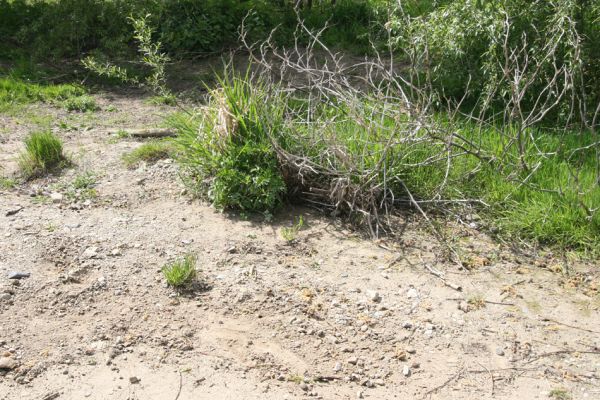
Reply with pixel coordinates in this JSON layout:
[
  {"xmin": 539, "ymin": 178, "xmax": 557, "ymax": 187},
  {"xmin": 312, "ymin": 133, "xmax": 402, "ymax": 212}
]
[
  {"xmin": 63, "ymin": 95, "xmax": 98, "ymax": 112},
  {"xmin": 19, "ymin": 131, "xmax": 68, "ymax": 179},
  {"xmin": 162, "ymin": 254, "xmax": 197, "ymax": 287},
  {"xmin": 122, "ymin": 140, "xmax": 175, "ymax": 168},
  {"xmin": 72, "ymin": 171, "xmax": 96, "ymax": 189},
  {"xmin": 83, "ymin": 14, "xmax": 174, "ymax": 101},
  {"xmin": 63, "ymin": 172, "xmax": 98, "ymax": 201},
  {"xmin": 174, "ymin": 72, "xmax": 598, "ymax": 254},
  {"xmin": 172, "ymin": 72, "xmax": 286, "ymax": 213}
]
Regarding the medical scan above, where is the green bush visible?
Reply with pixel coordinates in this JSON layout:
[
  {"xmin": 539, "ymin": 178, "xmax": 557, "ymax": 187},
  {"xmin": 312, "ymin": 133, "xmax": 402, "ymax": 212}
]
[
  {"xmin": 19, "ymin": 131, "xmax": 68, "ymax": 179},
  {"xmin": 389, "ymin": 0, "xmax": 600, "ymax": 121}
]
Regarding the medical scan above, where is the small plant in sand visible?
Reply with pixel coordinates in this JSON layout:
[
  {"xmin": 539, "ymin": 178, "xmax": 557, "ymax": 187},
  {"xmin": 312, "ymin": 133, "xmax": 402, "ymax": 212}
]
[
  {"xmin": 548, "ymin": 388, "xmax": 572, "ymax": 400},
  {"xmin": 63, "ymin": 95, "xmax": 98, "ymax": 112},
  {"xmin": 281, "ymin": 216, "xmax": 304, "ymax": 244},
  {"xmin": 19, "ymin": 131, "xmax": 69, "ymax": 179},
  {"xmin": 467, "ymin": 294, "xmax": 486, "ymax": 310},
  {"xmin": 162, "ymin": 254, "xmax": 197, "ymax": 287}
]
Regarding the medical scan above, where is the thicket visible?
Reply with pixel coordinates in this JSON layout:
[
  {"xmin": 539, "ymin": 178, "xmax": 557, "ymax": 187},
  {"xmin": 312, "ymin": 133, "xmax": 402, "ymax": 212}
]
[
  {"xmin": 0, "ymin": 0, "xmax": 384, "ymax": 60},
  {"xmin": 390, "ymin": 0, "xmax": 600, "ymax": 126}
]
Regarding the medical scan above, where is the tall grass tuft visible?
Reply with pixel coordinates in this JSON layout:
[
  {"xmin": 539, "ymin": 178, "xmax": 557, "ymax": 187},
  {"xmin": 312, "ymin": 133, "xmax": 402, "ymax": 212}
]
[
  {"xmin": 171, "ymin": 71, "xmax": 286, "ymax": 214},
  {"xmin": 19, "ymin": 131, "xmax": 68, "ymax": 179},
  {"xmin": 162, "ymin": 254, "xmax": 197, "ymax": 287}
]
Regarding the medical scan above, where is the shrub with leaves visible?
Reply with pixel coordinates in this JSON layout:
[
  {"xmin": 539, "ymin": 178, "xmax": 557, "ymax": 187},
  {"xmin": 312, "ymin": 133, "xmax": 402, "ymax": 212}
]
[{"xmin": 389, "ymin": 0, "xmax": 600, "ymax": 122}]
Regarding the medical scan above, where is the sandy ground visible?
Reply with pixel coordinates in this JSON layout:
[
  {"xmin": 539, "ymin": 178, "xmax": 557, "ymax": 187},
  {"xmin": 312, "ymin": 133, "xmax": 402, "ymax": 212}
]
[{"xmin": 1, "ymin": 88, "xmax": 599, "ymax": 400}]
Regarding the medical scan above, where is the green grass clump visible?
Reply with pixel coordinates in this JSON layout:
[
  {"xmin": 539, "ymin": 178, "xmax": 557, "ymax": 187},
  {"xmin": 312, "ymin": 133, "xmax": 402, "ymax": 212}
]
[
  {"xmin": 147, "ymin": 94, "xmax": 177, "ymax": 106},
  {"xmin": 162, "ymin": 254, "xmax": 197, "ymax": 287},
  {"xmin": 122, "ymin": 140, "xmax": 175, "ymax": 168},
  {"xmin": 172, "ymin": 73, "xmax": 286, "ymax": 214},
  {"xmin": 18, "ymin": 131, "xmax": 69, "ymax": 179},
  {"xmin": 63, "ymin": 95, "xmax": 98, "ymax": 112}
]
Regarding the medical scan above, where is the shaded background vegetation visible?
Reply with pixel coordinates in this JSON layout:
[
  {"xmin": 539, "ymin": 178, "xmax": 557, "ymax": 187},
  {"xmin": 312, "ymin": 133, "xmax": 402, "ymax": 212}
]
[{"xmin": 0, "ymin": 0, "xmax": 383, "ymax": 59}]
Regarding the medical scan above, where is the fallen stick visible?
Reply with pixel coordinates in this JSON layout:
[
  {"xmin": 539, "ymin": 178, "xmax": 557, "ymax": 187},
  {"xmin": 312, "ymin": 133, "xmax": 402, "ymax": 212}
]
[
  {"xmin": 424, "ymin": 263, "xmax": 462, "ymax": 291},
  {"xmin": 108, "ymin": 128, "xmax": 177, "ymax": 138}
]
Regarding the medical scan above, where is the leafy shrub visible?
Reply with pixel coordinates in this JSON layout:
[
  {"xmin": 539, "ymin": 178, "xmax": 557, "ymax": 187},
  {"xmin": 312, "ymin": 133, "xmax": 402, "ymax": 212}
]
[
  {"xmin": 19, "ymin": 131, "xmax": 68, "ymax": 179},
  {"xmin": 162, "ymin": 254, "xmax": 197, "ymax": 287},
  {"xmin": 389, "ymin": 0, "xmax": 600, "ymax": 121}
]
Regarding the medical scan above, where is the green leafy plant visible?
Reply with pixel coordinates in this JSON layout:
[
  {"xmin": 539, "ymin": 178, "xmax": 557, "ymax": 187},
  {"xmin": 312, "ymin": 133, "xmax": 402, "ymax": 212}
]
[
  {"xmin": 82, "ymin": 14, "xmax": 174, "ymax": 101},
  {"xmin": 72, "ymin": 172, "xmax": 96, "ymax": 189},
  {"xmin": 281, "ymin": 216, "xmax": 305, "ymax": 243},
  {"xmin": 63, "ymin": 95, "xmax": 98, "ymax": 112},
  {"xmin": 122, "ymin": 140, "xmax": 175, "ymax": 168},
  {"xmin": 63, "ymin": 171, "xmax": 98, "ymax": 201},
  {"xmin": 19, "ymin": 131, "xmax": 69, "ymax": 179},
  {"xmin": 162, "ymin": 254, "xmax": 197, "ymax": 287}
]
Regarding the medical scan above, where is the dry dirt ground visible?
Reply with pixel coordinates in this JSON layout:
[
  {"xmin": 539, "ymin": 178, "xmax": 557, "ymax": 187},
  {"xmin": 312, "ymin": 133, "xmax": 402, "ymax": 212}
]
[{"xmin": 1, "ymin": 88, "xmax": 599, "ymax": 400}]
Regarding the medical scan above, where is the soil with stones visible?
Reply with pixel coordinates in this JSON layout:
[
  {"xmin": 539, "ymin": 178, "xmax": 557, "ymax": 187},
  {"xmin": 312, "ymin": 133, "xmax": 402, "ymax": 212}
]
[{"xmin": 1, "ymin": 86, "xmax": 599, "ymax": 400}]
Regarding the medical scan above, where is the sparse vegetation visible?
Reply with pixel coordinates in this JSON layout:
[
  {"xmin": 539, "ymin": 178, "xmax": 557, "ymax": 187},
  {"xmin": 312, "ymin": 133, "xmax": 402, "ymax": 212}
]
[
  {"xmin": 122, "ymin": 140, "xmax": 175, "ymax": 168},
  {"xmin": 0, "ymin": 176, "xmax": 17, "ymax": 189},
  {"xmin": 162, "ymin": 254, "xmax": 197, "ymax": 287},
  {"xmin": 18, "ymin": 131, "xmax": 69, "ymax": 179},
  {"xmin": 467, "ymin": 295, "xmax": 486, "ymax": 310},
  {"xmin": 549, "ymin": 388, "xmax": 572, "ymax": 400},
  {"xmin": 63, "ymin": 172, "xmax": 98, "ymax": 201}
]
